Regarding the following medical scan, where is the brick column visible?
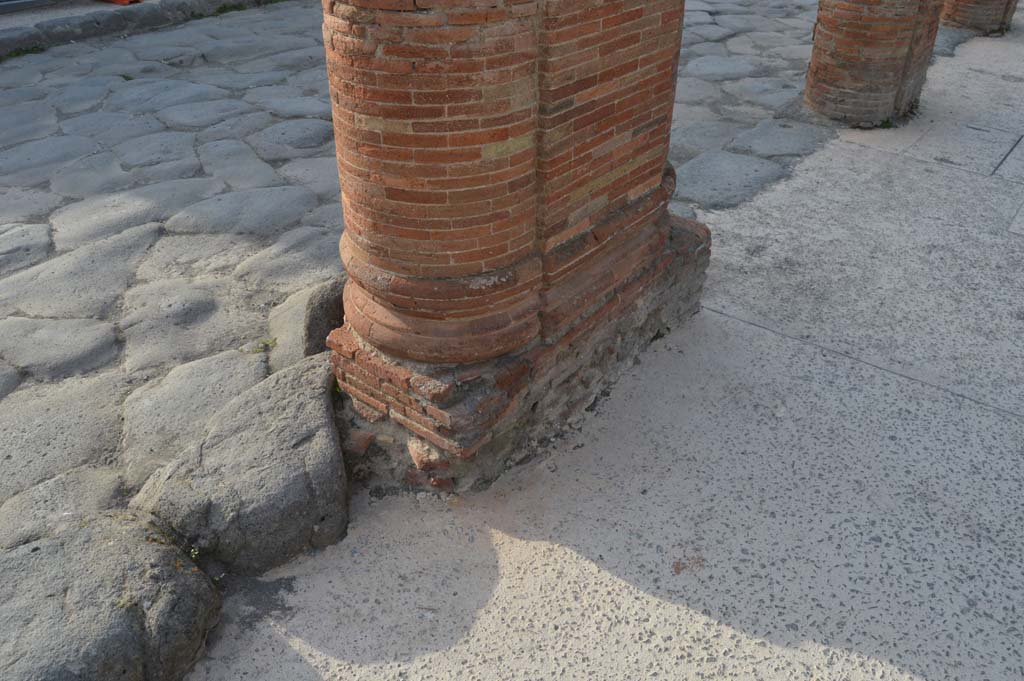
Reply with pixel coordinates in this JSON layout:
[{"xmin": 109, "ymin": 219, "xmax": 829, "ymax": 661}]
[
  {"xmin": 323, "ymin": 0, "xmax": 710, "ymax": 491},
  {"xmin": 805, "ymin": 0, "xmax": 944, "ymax": 126},
  {"xmin": 942, "ymin": 0, "xmax": 1017, "ymax": 33}
]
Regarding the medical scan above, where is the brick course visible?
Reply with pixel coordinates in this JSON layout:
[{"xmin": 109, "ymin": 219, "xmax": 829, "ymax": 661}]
[
  {"xmin": 322, "ymin": 0, "xmax": 710, "ymax": 491},
  {"xmin": 805, "ymin": 0, "xmax": 944, "ymax": 126},
  {"xmin": 942, "ymin": 0, "xmax": 1018, "ymax": 33}
]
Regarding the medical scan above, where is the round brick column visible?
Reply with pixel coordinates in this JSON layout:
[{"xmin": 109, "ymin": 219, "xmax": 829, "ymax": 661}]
[
  {"xmin": 806, "ymin": 0, "xmax": 944, "ymax": 126},
  {"xmin": 942, "ymin": 0, "xmax": 1017, "ymax": 33},
  {"xmin": 323, "ymin": 0, "xmax": 541, "ymax": 364}
]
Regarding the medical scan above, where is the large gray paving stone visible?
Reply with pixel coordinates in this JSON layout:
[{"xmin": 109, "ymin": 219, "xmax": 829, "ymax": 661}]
[
  {"xmin": 198, "ymin": 35, "xmax": 314, "ymax": 65},
  {"xmin": 0, "ymin": 317, "xmax": 118, "ymax": 380},
  {"xmin": 197, "ymin": 111, "xmax": 275, "ymax": 144},
  {"xmin": 675, "ymin": 77, "xmax": 723, "ymax": 104},
  {"xmin": 60, "ymin": 111, "xmax": 165, "ymax": 146},
  {"xmin": 0, "ymin": 187, "xmax": 62, "ymax": 224},
  {"xmin": 0, "ymin": 371, "xmax": 128, "ymax": 503},
  {"xmin": 721, "ymin": 77, "xmax": 803, "ymax": 111},
  {"xmin": 130, "ymin": 157, "xmax": 203, "ymax": 184},
  {"xmin": 0, "ymin": 135, "xmax": 100, "ymax": 186},
  {"xmin": 0, "ymin": 223, "xmax": 50, "ymax": 275},
  {"xmin": 198, "ymin": 139, "xmax": 282, "ymax": 190},
  {"xmin": 246, "ymin": 118, "xmax": 334, "ymax": 161},
  {"xmin": 727, "ymin": 119, "xmax": 833, "ymax": 157},
  {"xmin": 716, "ymin": 13, "xmax": 785, "ymax": 33},
  {"xmin": 105, "ymin": 78, "xmax": 228, "ymax": 114},
  {"xmin": 165, "ymin": 186, "xmax": 318, "ymax": 236},
  {"xmin": 235, "ymin": 45, "xmax": 324, "ymax": 74},
  {"xmin": 0, "ymin": 223, "xmax": 160, "ymax": 319},
  {"xmin": 0, "ymin": 101, "xmax": 58, "ymax": 149},
  {"xmin": 157, "ymin": 99, "xmax": 257, "ymax": 128},
  {"xmin": 670, "ymin": 120, "xmax": 750, "ymax": 161},
  {"xmin": 114, "ymin": 131, "xmax": 197, "ymax": 168},
  {"xmin": 286, "ymin": 65, "xmax": 329, "ymax": 92},
  {"xmin": 135, "ymin": 233, "xmax": 263, "ymax": 281},
  {"xmin": 303, "ymin": 202, "xmax": 344, "ymax": 229},
  {"xmin": 122, "ymin": 350, "xmax": 267, "ymax": 489},
  {"xmin": 244, "ymin": 85, "xmax": 330, "ymax": 119},
  {"xmin": 0, "ymin": 511, "xmax": 220, "ymax": 681},
  {"xmin": 132, "ymin": 354, "xmax": 347, "ymax": 575},
  {"xmin": 676, "ymin": 150, "xmax": 786, "ymax": 208},
  {"xmin": 186, "ymin": 68, "xmax": 290, "ymax": 89},
  {"xmin": 685, "ymin": 55, "xmax": 767, "ymax": 81},
  {"xmin": 51, "ymin": 178, "xmax": 224, "ymax": 250},
  {"xmin": 684, "ymin": 23, "xmax": 737, "ymax": 42},
  {"xmin": 46, "ymin": 83, "xmax": 110, "ymax": 115},
  {"xmin": 50, "ymin": 151, "xmax": 134, "ymax": 198},
  {"xmin": 120, "ymin": 277, "xmax": 265, "ymax": 373},
  {"xmin": 233, "ymin": 226, "xmax": 345, "ymax": 294},
  {"xmin": 268, "ymin": 277, "xmax": 346, "ymax": 372},
  {"xmin": 0, "ymin": 466, "xmax": 124, "ymax": 549},
  {"xmin": 4, "ymin": 86, "xmax": 48, "ymax": 106},
  {"xmin": 0, "ymin": 65, "xmax": 42, "ymax": 88},
  {"xmin": 279, "ymin": 157, "xmax": 341, "ymax": 198}
]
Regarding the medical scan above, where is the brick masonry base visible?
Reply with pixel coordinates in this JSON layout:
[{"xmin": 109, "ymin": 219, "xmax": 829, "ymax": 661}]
[{"xmin": 328, "ymin": 215, "xmax": 711, "ymax": 494}]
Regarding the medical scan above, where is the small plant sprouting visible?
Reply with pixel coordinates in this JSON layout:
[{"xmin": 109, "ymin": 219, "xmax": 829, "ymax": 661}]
[
  {"xmin": 878, "ymin": 119, "xmax": 894, "ymax": 129},
  {"xmin": 0, "ymin": 46, "xmax": 45, "ymax": 63},
  {"xmin": 214, "ymin": 2, "xmax": 247, "ymax": 14},
  {"xmin": 189, "ymin": 546, "xmax": 200, "ymax": 561}
]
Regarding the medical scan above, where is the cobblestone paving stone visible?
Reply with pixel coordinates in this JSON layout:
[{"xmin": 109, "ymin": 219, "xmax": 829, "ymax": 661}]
[{"xmin": 0, "ymin": 0, "xmax": 832, "ymax": 508}]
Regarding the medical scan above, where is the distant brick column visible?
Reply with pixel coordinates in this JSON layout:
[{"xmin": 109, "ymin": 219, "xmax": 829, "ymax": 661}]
[
  {"xmin": 942, "ymin": 0, "xmax": 1018, "ymax": 33},
  {"xmin": 323, "ymin": 0, "xmax": 710, "ymax": 491},
  {"xmin": 806, "ymin": 0, "xmax": 944, "ymax": 126}
]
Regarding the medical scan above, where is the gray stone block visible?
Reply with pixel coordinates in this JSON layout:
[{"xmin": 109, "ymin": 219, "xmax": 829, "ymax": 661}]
[
  {"xmin": 675, "ymin": 150, "xmax": 786, "ymax": 208},
  {"xmin": 233, "ymin": 226, "xmax": 345, "ymax": 294},
  {"xmin": 132, "ymin": 354, "xmax": 348, "ymax": 574},
  {"xmin": 0, "ymin": 511, "xmax": 219, "ymax": 681},
  {"xmin": 165, "ymin": 186, "xmax": 317, "ymax": 236},
  {"xmin": 727, "ymin": 119, "xmax": 832, "ymax": 157},
  {"xmin": 268, "ymin": 276, "xmax": 346, "ymax": 372},
  {"xmin": 197, "ymin": 139, "xmax": 282, "ymax": 190},
  {"xmin": 0, "ymin": 317, "xmax": 119, "ymax": 380},
  {"xmin": 0, "ymin": 223, "xmax": 50, "ymax": 275},
  {"xmin": 51, "ymin": 178, "xmax": 224, "ymax": 250},
  {"xmin": 0, "ymin": 372, "xmax": 128, "ymax": 504},
  {"xmin": 122, "ymin": 350, "xmax": 267, "ymax": 489},
  {"xmin": 119, "ymin": 277, "xmax": 264, "ymax": 373},
  {"xmin": 0, "ymin": 223, "xmax": 160, "ymax": 319}
]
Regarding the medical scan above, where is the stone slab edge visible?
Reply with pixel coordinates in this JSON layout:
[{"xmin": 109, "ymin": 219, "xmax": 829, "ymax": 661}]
[{"xmin": 0, "ymin": 0, "xmax": 281, "ymax": 60}]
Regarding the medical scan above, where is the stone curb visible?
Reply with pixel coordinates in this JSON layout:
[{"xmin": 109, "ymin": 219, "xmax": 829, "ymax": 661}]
[{"xmin": 0, "ymin": 0, "xmax": 280, "ymax": 60}]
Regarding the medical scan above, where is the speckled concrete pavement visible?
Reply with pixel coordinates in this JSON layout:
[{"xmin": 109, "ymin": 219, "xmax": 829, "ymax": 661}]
[{"xmin": 188, "ymin": 15, "xmax": 1024, "ymax": 681}]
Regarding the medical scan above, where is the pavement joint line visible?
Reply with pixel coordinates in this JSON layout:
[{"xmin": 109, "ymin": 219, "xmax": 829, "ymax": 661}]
[
  {"xmin": 702, "ymin": 305, "xmax": 1024, "ymax": 422},
  {"xmin": 838, "ymin": 136, "xmax": 1024, "ymax": 185},
  {"xmin": 991, "ymin": 132, "xmax": 1024, "ymax": 175}
]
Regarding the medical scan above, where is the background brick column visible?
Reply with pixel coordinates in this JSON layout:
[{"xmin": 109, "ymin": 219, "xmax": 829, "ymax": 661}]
[
  {"xmin": 942, "ymin": 0, "xmax": 1018, "ymax": 33},
  {"xmin": 323, "ymin": 0, "xmax": 710, "ymax": 491},
  {"xmin": 805, "ymin": 0, "xmax": 944, "ymax": 126}
]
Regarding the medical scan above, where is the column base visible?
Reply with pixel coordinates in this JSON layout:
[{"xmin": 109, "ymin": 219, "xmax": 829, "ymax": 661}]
[{"xmin": 329, "ymin": 214, "xmax": 710, "ymax": 493}]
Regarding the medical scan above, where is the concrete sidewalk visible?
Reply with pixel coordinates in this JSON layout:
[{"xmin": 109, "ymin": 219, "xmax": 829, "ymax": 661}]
[{"xmin": 188, "ymin": 15, "xmax": 1024, "ymax": 681}]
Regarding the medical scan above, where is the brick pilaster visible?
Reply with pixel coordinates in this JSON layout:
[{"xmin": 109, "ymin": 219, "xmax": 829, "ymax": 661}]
[{"xmin": 322, "ymin": 0, "xmax": 710, "ymax": 491}]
